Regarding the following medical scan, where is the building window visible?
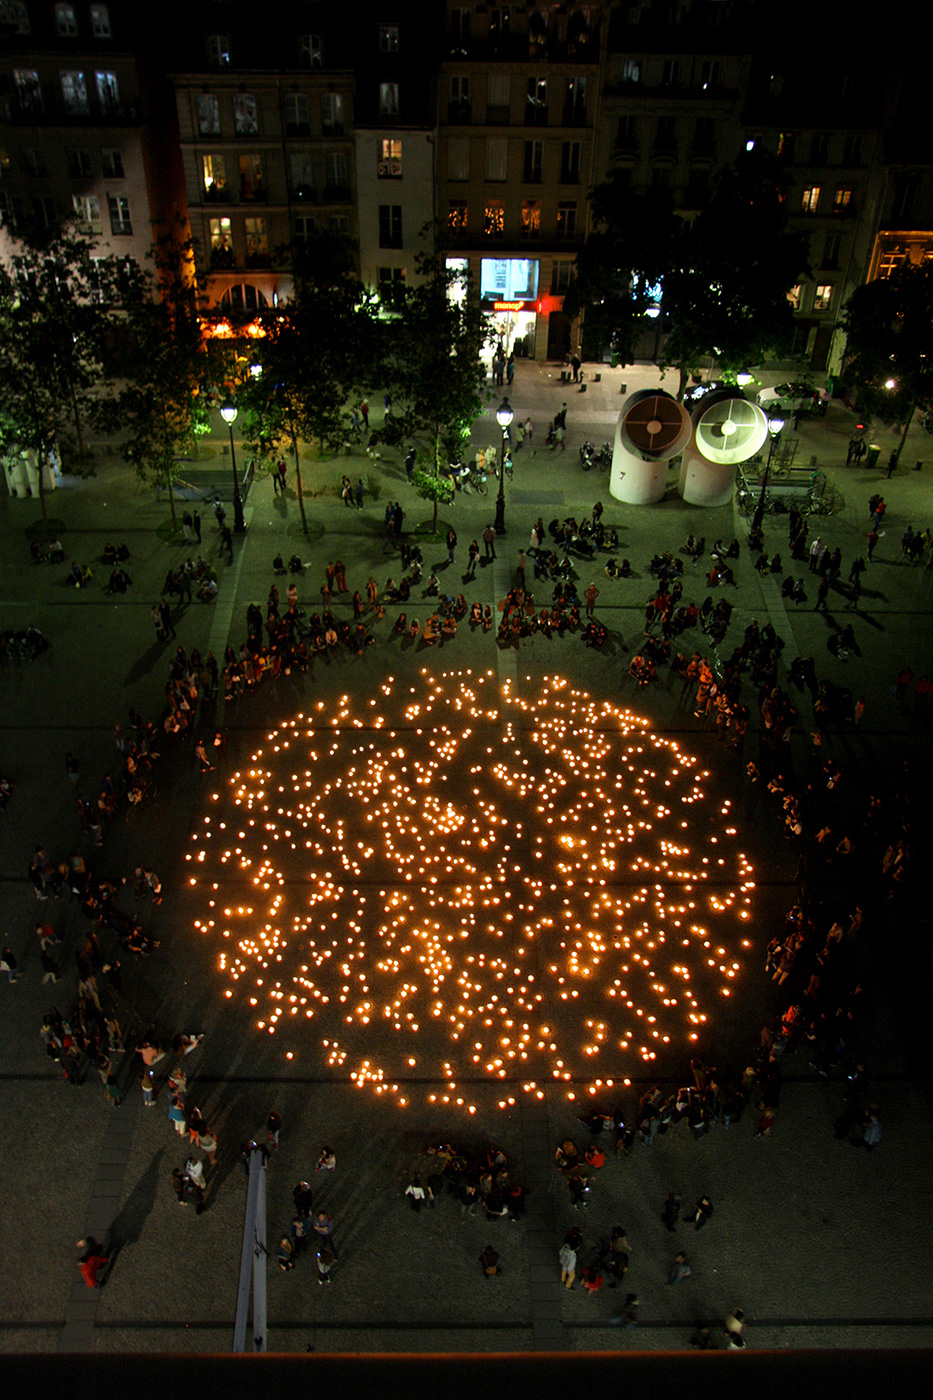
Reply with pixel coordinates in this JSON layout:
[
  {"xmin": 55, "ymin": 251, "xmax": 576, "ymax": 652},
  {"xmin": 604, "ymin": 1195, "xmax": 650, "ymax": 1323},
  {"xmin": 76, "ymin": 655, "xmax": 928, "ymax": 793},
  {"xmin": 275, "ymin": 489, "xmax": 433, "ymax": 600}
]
[
  {"xmin": 877, "ymin": 247, "xmax": 908, "ymax": 278},
  {"xmin": 379, "ymin": 82, "xmax": 399, "ymax": 117},
  {"xmin": 378, "ymin": 204, "xmax": 403, "ymax": 248},
  {"xmin": 55, "ymin": 3, "xmax": 77, "ymax": 36},
  {"xmin": 560, "ymin": 141, "xmax": 581, "ymax": 184},
  {"xmin": 484, "ymin": 201, "xmax": 504, "ymax": 240},
  {"xmin": 487, "ymin": 73, "xmax": 510, "ymax": 123},
  {"xmin": 523, "ymin": 140, "xmax": 542, "ymax": 182},
  {"xmin": 842, "ymin": 133, "xmax": 862, "ymax": 165},
  {"xmin": 378, "ymin": 266, "xmax": 406, "ymax": 284},
  {"xmin": 786, "ymin": 284, "xmax": 801, "ymax": 310},
  {"xmin": 209, "ymin": 216, "xmax": 234, "ymax": 266},
  {"xmin": 0, "ymin": 192, "xmax": 24, "ymax": 231},
  {"xmin": 245, "ymin": 217, "xmax": 269, "ymax": 265},
  {"xmin": 9, "ymin": 2, "xmax": 30, "ymax": 34},
  {"xmin": 822, "ymin": 232, "xmax": 841, "ymax": 269},
  {"xmin": 833, "ymin": 186, "xmax": 853, "ymax": 214},
  {"xmin": 239, "ymin": 154, "xmax": 264, "ymax": 202},
  {"xmin": 101, "ymin": 147, "xmax": 123, "ymax": 177},
  {"xmin": 685, "ymin": 170, "xmax": 709, "ymax": 206},
  {"xmin": 197, "ymin": 94, "xmax": 220, "ymax": 136},
  {"xmin": 776, "ymin": 131, "xmax": 795, "ymax": 161},
  {"xmin": 33, "ymin": 195, "xmax": 58, "ymax": 229},
  {"xmin": 526, "ymin": 77, "xmax": 547, "ymax": 125},
  {"xmin": 700, "ymin": 58, "xmax": 721, "ymax": 90},
  {"xmin": 60, "ymin": 71, "xmax": 89, "ymax": 115},
  {"xmin": 810, "ymin": 132, "xmax": 829, "ymax": 163},
  {"xmin": 325, "ymin": 151, "xmax": 348, "ymax": 197},
  {"xmin": 329, "ymin": 215, "xmax": 349, "ymax": 235},
  {"xmin": 489, "ymin": 6, "xmax": 512, "ymax": 46},
  {"xmin": 661, "ymin": 59, "xmax": 681, "ymax": 86},
  {"xmin": 201, "ymin": 154, "xmax": 227, "ymax": 199},
  {"xmin": 520, "ymin": 200, "xmax": 540, "ymax": 241},
  {"xmin": 73, "ymin": 193, "xmax": 101, "ymax": 233},
  {"xmin": 448, "ymin": 138, "xmax": 469, "ymax": 181},
  {"xmin": 107, "ymin": 193, "xmax": 132, "ymax": 235},
  {"xmin": 323, "ymin": 93, "xmax": 345, "ymax": 133},
  {"xmin": 14, "ymin": 70, "xmax": 44, "ymax": 114},
  {"xmin": 379, "ymin": 25, "xmax": 399, "ymax": 52},
  {"xmin": 294, "ymin": 213, "xmax": 316, "ymax": 239},
  {"xmin": 221, "ymin": 283, "xmax": 268, "ymax": 312},
  {"xmin": 285, "ymin": 93, "xmax": 309, "ymax": 136},
  {"xmin": 449, "ymin": 76, "xmax": 470, "ymax": 123},
  {"xmin": 621, "ymin": 58, "xmax": 641, "ymax": 84},
  {"xmin": 813, "ymin": 284, "xmax": 833, "ymax": 311},
  {"xmin": 450, "ymin": 7, "xmax": 471, "ymax": 53},
  {"xmin": 378, "ymin": 138, "xmax": 402, "ymax": 178},
  {"xmin": 90, "ymin": 4, "xmax": 110, "ymax": 38},
  {"xmin": 289, "ymin": 152, "xmax": 315, "ymax": 199},
  {"xmin": 21, "ymin": 147, "xmax": 49, "ymax": 176},
  {"xmin": 694, "ymin": 117, "xmax": 715, "ymax": 154},
  {"xmin": 448, "ymin": 201, "xmax": 468, "ymax": 237},
  {"xmin": 552, "ymin": 260, "xmax": 574, "ymax": 295},
  {"xmin": 564, "ymin": 77, "xmax": 586, "ymax": 124},
  {"xmin": 95, "ymin": 71, "xmax": 119, "ymax": 114},
  {"xmin": 800, "ymin": 185, "xmax": 820, "ymax": 214},
  {"xmin": 234, "ymin": 94, "xmax": 259, "ymax": 136},
  {"xmin": 299, "ymin": 34, "xmax": 322, "ymax": 67},
  {"xmin": 616, "ymin": 116, "xmax": 638, "ymax": 151},
  {"xmin": 655, "ymin": 116, "xmax": 676, "ymax": 153},
  {"xmin": 65, "ymin": 147, "xmax": 92, "ymax": 177},
  {"xmin": 556, "ymin": 201, "xmax": 577, "ymax": 240},
  {"xmin": 486, "ymin": 138, "xmax": 507, "ymax": 182},
  {"xmin": 208, "ymin": 34, "xmax": 232, "ymax": 68}
]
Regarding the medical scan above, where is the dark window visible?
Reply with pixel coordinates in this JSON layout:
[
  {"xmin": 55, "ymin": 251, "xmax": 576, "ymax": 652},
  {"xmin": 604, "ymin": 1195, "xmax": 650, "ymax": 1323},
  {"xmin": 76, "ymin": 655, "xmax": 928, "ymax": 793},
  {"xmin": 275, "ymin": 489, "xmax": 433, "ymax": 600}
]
[
  {"xmin": 526, "ymin": 77, "xmax": 548, "ymax": 125},
  {"xmin": 560, "ymin": 141, "xmax": 580, "ymax": 183},
  {"xmin": 523, "ymin": 140, "xmax": 543, "ymax": 182},
  {"xmin": 378, "ymin": 204, "xmax": 402, "ymax": 248}
]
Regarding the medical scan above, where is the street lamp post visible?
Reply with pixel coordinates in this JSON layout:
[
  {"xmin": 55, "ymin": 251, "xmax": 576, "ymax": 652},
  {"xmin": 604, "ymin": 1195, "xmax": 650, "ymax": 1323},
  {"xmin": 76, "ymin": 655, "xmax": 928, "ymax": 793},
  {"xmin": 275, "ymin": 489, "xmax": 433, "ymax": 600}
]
[
  {"xmin": 494, "ymin": 396, "xmax": 513, "ymax": 535},
  {"xmin": 220, "ymin": 399, "xmax": 246, "ymax": 533},
  {"xmin": 752, "ymin": 408, "xmax": 785, "ymax": 532}
]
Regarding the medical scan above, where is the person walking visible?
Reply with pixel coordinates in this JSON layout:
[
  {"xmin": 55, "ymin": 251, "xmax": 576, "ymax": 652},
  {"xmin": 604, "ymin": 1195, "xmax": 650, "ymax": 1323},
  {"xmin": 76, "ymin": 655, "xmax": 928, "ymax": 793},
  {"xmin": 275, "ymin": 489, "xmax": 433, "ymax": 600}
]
[
  {"xmin": 77, "ymin": 1238, "xmax": 109, "ymax": 1289},
  {"xmin": 559, "ymin": 1240, "xmax": 577, "ymax": 1289},
  {"xmin": 193, "ymin": 510, "xmax": 202, "ymax": 544},
  {"xmin": 686, "ymin": 1195, "xmax": 714, "ymax": 1229},
  {"xmin": 666, "ymin": 1251, "xmax": 692, "ymax": 1284},
  {"xmin": 359, "ymin": 399, "xmax": 369, "ymax": 431},
  {"xmin": 405, "ymin": 1174, "xmax": 426, "ymax": 1211},
  {"xmin": 182, "ymin": 510, "xmax": 193, "ymax": 544},
  {"xmin": 405, "ymin": 446, "xmax": 416, "ymax": 481},
  {"xmin": 158, "ymin": 598, "xmax": 176, "ymax": 640},
  {"xmin": 479, "ymin": 1245, "xmax": 501, "ymax": 1277},
  {"xmin": 355, "ymin": 479, "xmax": 365, "ymax": 510},
  {"xmin": 312, "ymin": 1210, "xmax": 335, "ymax": 1253},
  {"xmin": 483, "ymin": 524, "xmax": 496, "ymax": 560},
  {"xmin": 661, "ymin": 1191, "xmax": 682, "ymax": 1231},
  {"xmin": 446, "ymin": 528, "xmax": 457, "ymax": 565},
  {"xmin": 584, "ymin": 583, "xmax": 599, "ymax": 618},
  {"xmin": 466, "ymin": 540, "xmax": 479, "ymax": 579}
]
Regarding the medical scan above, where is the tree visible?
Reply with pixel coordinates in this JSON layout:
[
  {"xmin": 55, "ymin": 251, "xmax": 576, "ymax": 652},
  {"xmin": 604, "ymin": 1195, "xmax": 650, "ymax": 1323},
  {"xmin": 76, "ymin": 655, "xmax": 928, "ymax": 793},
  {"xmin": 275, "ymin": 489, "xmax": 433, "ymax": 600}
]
[
  {"xmin": 377, "ymin": 249, "xmax": 489, "ymax": 532},
  {"xmin": 0, "ymin": 221, "xmax": 116, "ymax": 523},
  {"xmin": 97, "ymin": 231, "xmax": 208, "ymax": 529},
  {"xmin": 239, "ymin": 231, "xmax": 376, "ymax": 534},
  {"xmin": 567, "ymin": 151, "xmax": 809, "ymax": 398},
  {"xmin": 842, "ymin": 262, "xmax": 933, "ymax": 463}
]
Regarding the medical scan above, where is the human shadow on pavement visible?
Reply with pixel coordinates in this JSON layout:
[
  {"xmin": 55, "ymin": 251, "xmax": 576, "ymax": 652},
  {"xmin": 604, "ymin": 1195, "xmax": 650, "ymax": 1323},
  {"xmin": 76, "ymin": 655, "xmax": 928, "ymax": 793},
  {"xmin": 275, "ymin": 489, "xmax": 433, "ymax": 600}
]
[
  {"xmin": 104, "ymin": 1144, "xmax": 166, "ymax": 1278},
  {"xmin": 124, "ymin": 640, "xmax": 169, "ymax": 686}
]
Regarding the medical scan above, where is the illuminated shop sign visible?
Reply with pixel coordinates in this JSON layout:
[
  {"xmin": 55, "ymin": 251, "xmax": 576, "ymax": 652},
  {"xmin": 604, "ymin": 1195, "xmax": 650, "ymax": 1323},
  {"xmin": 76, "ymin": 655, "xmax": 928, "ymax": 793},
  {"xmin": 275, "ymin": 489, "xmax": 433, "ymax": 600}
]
[{"xmin": 481, "ymin": 258, "xmax": 539, "ymax": 302}]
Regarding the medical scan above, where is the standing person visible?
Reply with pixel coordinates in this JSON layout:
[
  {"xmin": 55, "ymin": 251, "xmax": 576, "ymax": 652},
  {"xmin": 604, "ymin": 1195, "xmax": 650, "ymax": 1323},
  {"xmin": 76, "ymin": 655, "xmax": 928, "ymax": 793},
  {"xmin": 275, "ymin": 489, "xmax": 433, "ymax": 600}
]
[
  {"xmin": 446, "ymin": 527, "xmax": 457, "ymax": 565},
  {"xmin": 182, "ymin": 510, "xmax": 193, "ymax": 543},
  {"xmin": 866, "ymin": 529, "xmax": 879, "ymax": 561},
  {"xmin": 293, "ymin": 1180, "xmax": 314, "ymax": 1218},
  {"xmin": 277, "ymin": 460, "xmax": 287, "ymax": 494},
  {"xmin": 312, "ymin": 1210, "xmax": 335, "ymax": 1252},
  {"xmin": 661, "ymin": 1192, "xmax": 682, "ymax": 1231},
  {"xmin": 555, "ymin": 402, "xmax": 567, "ymax": 432},
  {"xmin": 725, "ymin": 1309, "xmax": 746, "ymax": 1349},
  {"xmin": 405, "ymin": 446, "xmax": 416, "ymax": 481},
  {"xmin": 517, "ymin": 550, "xmax": 527, "ymax": 590},
  {"xmin": 77, "ymin": 1238, "xmax": 109, "ymax": 1289},
  {"xmin": 160, "ymin": 599, "xmax": 176, "ymax": 640},
  {"xmin": 193, "ymin": 510, "xmax": 202, "ymax": 544},
  {"xmin": 140, "ymin": 1068, "xmax": 156, "ymax": 1108},
  {"xmin": 195, "ymin": 739, "xmax": 214, "ymax": 773},
  {"xmin": 316, "ymin": 1247, "xmax": 336, "ymax": 1285},
  {"xmin": 65, "ymin": 752, "xmax": 81, "ymax": 788},
  {"xmin": 466, "ymin": 540, "xmax": 479, "ymax": 579},
  {"xmin": 584, "ymin": 583, "xmax": 599, "ymax": 617},
  {"xmin": 334, "ymin": 560, "xmax": 348, "ymax": 593},
  {"xmin": 483, "ymin": 523, "xmax": 496, "ymax": 560},
  {"xmin": 169, "ymin": 1093, "xmax": 187, "ymax": 1136},
  {"xmin": 405, "ymin": 1174, "xmax": 426, "ymax": 1211},
  {"xmin": 359, "ymin": 399, "xmax": 369, "ymax": 431},
  {"xmin": 687, "ymin": 1196, "xmax": 714, "ymax": 1230},
  {"xmin": 267, "ymin": 1110, "xmax": 282, "ymax": 1150},
  {"xmin": 815, "ymin": 575, "xmax": 830, "ymax": 609},
  {"xmin": 523, "ymin": 416, "xmax": 533, "ymax": 446},
  {"xmin": 479, "ymin": 1245, "xmax": 501, "ymax": 1277},
  {"xmin": 559, "ymin": 1240, "xmax": 577, "ymax": 1289},
  {"xmin": 355, "ymin": 478, "xmax": 365, "ymax": 510}
]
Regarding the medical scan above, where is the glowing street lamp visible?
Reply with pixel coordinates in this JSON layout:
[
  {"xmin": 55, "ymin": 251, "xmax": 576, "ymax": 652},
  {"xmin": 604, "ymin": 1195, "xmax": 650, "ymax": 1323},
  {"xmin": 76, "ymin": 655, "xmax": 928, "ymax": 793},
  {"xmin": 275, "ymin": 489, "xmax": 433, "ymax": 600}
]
[
  {"xmin": 494, "ymin": 396, "xmax": 513, "ymax": 535},
  {"xmin": 752, "ymin": 407, "xmax": 786, "ymax": 531},
  {"xmin": 220, "ymin": 399, "xmax": 246, "ymax": 533}
]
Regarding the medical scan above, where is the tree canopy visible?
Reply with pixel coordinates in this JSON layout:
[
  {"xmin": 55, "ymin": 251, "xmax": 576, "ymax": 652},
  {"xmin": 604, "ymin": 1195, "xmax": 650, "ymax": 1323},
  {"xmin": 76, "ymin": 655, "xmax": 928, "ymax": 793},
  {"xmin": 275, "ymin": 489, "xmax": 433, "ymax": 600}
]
[
  {"xmin": 842, "ymin": 262, "xmax": 933, "ymax": 456},
  {"xmin": 567, "ymin": 151, "xmax": 809, "ymax": 397}
]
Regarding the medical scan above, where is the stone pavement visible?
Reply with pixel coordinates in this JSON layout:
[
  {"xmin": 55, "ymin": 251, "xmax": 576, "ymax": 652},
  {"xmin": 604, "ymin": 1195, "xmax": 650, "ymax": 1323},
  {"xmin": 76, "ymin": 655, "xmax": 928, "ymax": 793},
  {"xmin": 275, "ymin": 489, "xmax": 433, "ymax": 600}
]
[{"xmin": 1, "ymin": 356, "xmax": 932, "ymax": 1357}]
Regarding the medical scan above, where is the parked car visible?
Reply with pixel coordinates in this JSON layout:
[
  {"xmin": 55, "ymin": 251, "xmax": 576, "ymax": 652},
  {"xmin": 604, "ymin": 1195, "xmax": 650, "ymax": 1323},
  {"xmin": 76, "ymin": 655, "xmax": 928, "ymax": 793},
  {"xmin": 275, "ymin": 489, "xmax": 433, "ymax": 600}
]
[{"xmin": 757, "ymin": 381, "xmax": 816, "ymax": 414}]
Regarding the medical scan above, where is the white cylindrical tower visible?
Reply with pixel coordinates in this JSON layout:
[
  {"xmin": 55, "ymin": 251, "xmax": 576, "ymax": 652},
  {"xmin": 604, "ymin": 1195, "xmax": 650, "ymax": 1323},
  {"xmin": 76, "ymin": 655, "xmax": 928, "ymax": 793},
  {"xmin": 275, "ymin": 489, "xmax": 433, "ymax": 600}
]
[
  {"xmin": 609, "ymin": 390, "xmax": 692, "ymax": 505},
  {"xmin": 679, "ymin": 391, "xmax": 769, "ymax": 507}
]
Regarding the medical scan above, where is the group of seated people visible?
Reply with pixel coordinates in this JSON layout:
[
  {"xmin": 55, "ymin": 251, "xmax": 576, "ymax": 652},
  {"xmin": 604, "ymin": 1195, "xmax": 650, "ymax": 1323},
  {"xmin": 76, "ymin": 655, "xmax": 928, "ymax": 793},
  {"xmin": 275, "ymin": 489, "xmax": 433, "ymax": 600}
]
[
  {"xmin": 68, "ymin": 561, "xmax": 93, "ymax": 588},
  {"xmin": 629, "ymin": 653, "xmax": 657, "ymax": 685},
  {"xmin": 272, "ymin": 553, "xmax": 305, "ymax": 576},
  {"xmin": 102, "ymin": 542, "xmax": 131, "ymax": 566},
  {"xmin": 107, "ymin": 566, "xmax": 132, "ymax": 595},
  {"xmin": 604, "ymin": 557, "xmax": 632, "ymax": 579}
]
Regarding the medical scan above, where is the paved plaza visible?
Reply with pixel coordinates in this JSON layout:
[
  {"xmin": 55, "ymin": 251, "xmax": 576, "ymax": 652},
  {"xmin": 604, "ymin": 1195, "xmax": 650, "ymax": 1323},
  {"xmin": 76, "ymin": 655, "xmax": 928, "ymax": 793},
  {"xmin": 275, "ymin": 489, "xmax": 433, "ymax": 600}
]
[{"xmin": 0, "ymin": 358, "xmax": 932, "ymax": 1358}]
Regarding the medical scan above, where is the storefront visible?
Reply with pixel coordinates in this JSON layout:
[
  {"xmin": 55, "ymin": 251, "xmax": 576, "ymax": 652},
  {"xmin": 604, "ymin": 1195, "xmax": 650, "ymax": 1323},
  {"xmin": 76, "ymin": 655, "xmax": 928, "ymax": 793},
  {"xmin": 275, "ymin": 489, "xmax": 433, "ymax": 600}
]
[{"xmin": 447, "ymin": 255, "xmax": 566, "ymax": 363}]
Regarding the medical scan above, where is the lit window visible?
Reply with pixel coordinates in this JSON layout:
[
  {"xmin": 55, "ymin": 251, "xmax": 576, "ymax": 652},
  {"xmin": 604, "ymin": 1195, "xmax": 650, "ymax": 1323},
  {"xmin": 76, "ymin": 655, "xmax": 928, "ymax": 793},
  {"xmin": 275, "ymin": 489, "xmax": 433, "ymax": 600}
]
[
  {"xmin": 101, "ymin": 147, "xmax": 123, "ymax": 178},
  {"xmin": 786, "ymin": 284, "xmax": 801, "ymax": 310},
  {"xmin": 813, "ymin": 284, "xmax": 833, "ymax": 311},
  {"xmin": 322, "ymin": 93, "xmax": 344, "ymax": 133},
  {"xmin": 526, "ymin": 77, "xmax": 547, "ymax": 124},
  {"xmin": 208, "ymin": 34, "xmax": 231, "ymax": 67},
  {"xmin": 14, "ymin": 70, "xmax": 43, "ymax": 113},
  {"xmin": 107, "ymin": 193, "xmax": 132, "ymax": 235},
  {"xmin": 209, "ymin": 216, "xmax": 233, "ymax": 253},
  {"xmin": 378, "ymin": 138, "xmax": 402, "ymax": 178},
  {"xmin": 621, "ymin": 58, "xmax": 641, "ymax": 84},
  {"xmin": 557, "ymin": 201, "xmax": 577, "ymax": 240},
  {"xmin": 800, "ymin": 185, "xmax": 820, "ymax": 214},
  {"xmin": 60, "ymin": 71, "xmax": 89, "ymax": 115},
  {"xmin": 90, "ymin": 4, "xmax": 110, "ymax": 38},
  {"xmin": 95, "ymin": 71, "xmax": 119, "ymax": 114},
  {"xmin": 245, "ymin": 217, "xmax": 268, "ymax": 262},
  {"xmin": 379, "ymin": 83, "xmax": 399, "ymax": 116},
  {"xmin": 484, "ymin": 201, "xmax": 504, "ymax": 239},
  {"xmin": 448, "ymin": 201, "xmax": 468, "ymax": 235},
  {"xmin": 299, "ymin": 34, "xmax": 322, "ymax": 67},
  {"xmin": 379, "ymin": 25, "xmax": 399, "ymax": 52},
  {"xmin": 833, "ymin": 186, "xmax": 853, "ymax": 214},
  {"xmin": 520, "ymin": 199, "xmax": 540, "ymax": 241},
  {"xmin": 55, "ymin": 3, "xmax": 77, "ymax": 36},
  {"xmin": 73, "ymin": 193, "xmax": 101, "ymax": 234},
  {"xmin": 202, "ymin": 154, "xmax": 226, "ymax": 197},
  {"xmin": 234, "ymin": 94, "xmax": 258, "ymax": 136},
  {"xmin": 197, "ymin": 95, "xmax": 220, "ymax": 136}
]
